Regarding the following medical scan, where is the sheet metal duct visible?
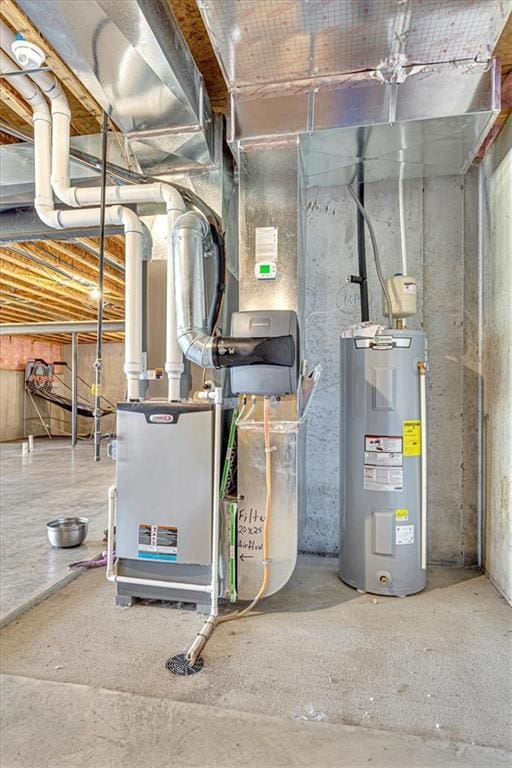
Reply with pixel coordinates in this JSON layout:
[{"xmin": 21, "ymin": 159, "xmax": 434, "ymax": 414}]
[
  {"xmin": 199, "ymin": 0, "xmax": 510, "ymax": 180},
  {"xmin": 198, "ymin": 0, "xmax": 510, "ymax": 89},
  {"xmin": 17, "ymin": 0, "xmax": 214, "ymax": 173},
  {"xmin": 0, "ymin": 134, "xmax": 135, "ymax": 212}
]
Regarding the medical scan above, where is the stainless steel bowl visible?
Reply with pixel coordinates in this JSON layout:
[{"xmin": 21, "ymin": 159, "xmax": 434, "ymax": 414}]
[{"xmin": 46, "ymin": 517, "xmax": 89, "ymax": 548}]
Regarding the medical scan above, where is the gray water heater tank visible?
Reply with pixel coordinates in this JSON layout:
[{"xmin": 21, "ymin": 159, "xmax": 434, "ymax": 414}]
[{"xmin": 339, "ymin": 330, "xmax": 427, "ymax": 596}]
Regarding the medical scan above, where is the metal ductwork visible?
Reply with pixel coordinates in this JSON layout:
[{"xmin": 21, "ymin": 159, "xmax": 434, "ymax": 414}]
[
  {"xmin": 173, "ymin": 211, "xmax": 297, "ymax": 372},
  {"xmin": 173, "ymin": 211, "xmax": 216, "ymax": 368},
  {"xmin": 199, "ymin": 0, "xmax": 511, "ymax": 181},
  {"xmin": 17, "ymin": 0, "xmax": 214, "ymax": 173}
]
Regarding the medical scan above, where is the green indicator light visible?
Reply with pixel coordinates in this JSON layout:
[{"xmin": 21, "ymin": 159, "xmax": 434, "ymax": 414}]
[{"xmin": 259, "ymin": 264, "xmax": 271, "ymax": 274}]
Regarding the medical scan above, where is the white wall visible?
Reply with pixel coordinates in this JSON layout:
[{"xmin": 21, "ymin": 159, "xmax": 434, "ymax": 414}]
[
  {"xmin": 54, "ymin": 342, "xmax": 125, "ymax": 438},
  {"xmin": 0, "ymin": 369, "xmax": 54, "ymax": 442},
  {"xmin": 482, "ymin": 116, "xmax": 512, "ymax": 603}
]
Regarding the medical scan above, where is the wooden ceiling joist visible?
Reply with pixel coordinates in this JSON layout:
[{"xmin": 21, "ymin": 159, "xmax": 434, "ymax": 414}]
[
  {"xmin": 0, "ymin": 271, "xmax": 123, "ymax": 321},
  {"xmin": 0, "ymin": 250, "xmax": 124, "ymax": 306},
  {"xmin": 38, "ymin": 241, "xmax": 125, "ymax": 289},
  {"xmin": 10, "ymin": 241, "xmax": 125, "ymax": 295},
  {"xmin": 0, "ymin": 2, "xmax": 106, "ymax": 134},
  {"xmin": 0, "ymin": 79, "xmax": 33, "ymax": 126}
]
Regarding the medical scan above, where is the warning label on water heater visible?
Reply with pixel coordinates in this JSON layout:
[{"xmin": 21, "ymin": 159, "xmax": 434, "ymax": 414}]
[
  {"xmin": 396, "ymin": 525, "xmax": 414, "ymax": 545},
  {"xmin": 364, "ymin": 435, "xmax": 403, "ymax": 491}
]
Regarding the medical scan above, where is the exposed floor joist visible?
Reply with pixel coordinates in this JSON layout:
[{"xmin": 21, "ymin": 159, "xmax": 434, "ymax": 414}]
[
  {"xmin": 0, "ymin": 2, "xmax": 106, "ymax": 135},
  {"xmin": 0, "ymin": 232, "xmax": 126, "ymax": 343}
]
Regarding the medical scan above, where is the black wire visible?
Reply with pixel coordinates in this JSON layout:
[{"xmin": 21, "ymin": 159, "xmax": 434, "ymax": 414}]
[
  {"xmin": 356, "ymin": 126, "xmax": 369, "ymax": 323},
  {"xmin": 207, "ymin": 225, "xmax": 226, "ymax": 334}
]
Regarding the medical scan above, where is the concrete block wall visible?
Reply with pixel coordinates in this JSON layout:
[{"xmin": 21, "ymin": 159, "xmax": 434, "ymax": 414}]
[{"xmin": 302, "ymin": 175, "xmax": 479, "ymax": 566}]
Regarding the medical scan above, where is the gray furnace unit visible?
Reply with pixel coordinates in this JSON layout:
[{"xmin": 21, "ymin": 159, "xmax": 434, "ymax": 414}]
[
  {"xmin": 339, "ymin": 330, "xmax": 427, "ymax": 596},
  {"xmin": 115, "ymin": 401, "xmax": 216, "ymax": 609}
]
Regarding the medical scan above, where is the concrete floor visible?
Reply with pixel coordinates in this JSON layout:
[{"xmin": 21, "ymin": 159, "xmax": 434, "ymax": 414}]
[
  {"xmin": 1, "ymin": 559, "xmax": 511, "ymax": 767},
  {"xmin": 1, "ymin": 439, "xmax": 511, "ymax": 766},
  {"xmin": 0, "ymin": 440, "xmax": 113, "ymax": 624}
]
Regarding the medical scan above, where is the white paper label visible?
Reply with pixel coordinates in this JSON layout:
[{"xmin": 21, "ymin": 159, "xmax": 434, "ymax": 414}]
[
  {"xmin": 396, "ymin": 525, "xmax": 414, "ymax": 545},
  {"xmin": 255, "ymin": 227, "xmax": 278, "ymax": 262},
  {"xmin": 364, "ymin": 451, "xmax": 402, "ymax": 467},
  {"xmin": 365, "ymin": 435, "xmax": 402, "ymax": 454},
  {"xmin": 364, "ymin": 466, "xmax": 403, "ymax": 492},
  {"xmin": 364, "ymin": 435, "xmax": 403, "ymax": 489},
  {"xmin": 403, "ymin": 281, "xmax": 417, "ymax": 294}
]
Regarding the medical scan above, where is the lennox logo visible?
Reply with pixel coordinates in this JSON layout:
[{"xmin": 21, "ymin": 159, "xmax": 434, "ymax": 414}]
[{"xmin": 149, "ymin": 414, "xmax": 174, "ymax": 424}]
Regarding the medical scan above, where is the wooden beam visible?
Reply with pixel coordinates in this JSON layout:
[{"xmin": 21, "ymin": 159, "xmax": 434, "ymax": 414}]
[
  {"xmin": 0, "ymin": 249, "xmax": 124, "ymax": 307},
  {"xmin": 0, "ymin": 80, "xmax": 33, "ymax": 126},
  {"xmin": 0, "ymin": 287, "xmax": 102, "ymax": 319},
  {"xmin": 0, "ymin": 268, "xmax": 115, "ymax": 318},
  {"xmin": 36, "ymin": 240, "xmax": 125, "ymax": 290},
  {"xmin": 0, "ymin": 2, "xmax": 109, "ymax": 133},
  {"xmin": 0, "ymin": 299, "xmax": 74, "ymax": 322},
  {"xmin": 76, "ymin": 236, "xmax": 125, "ymax": 268},
  {"xmin": 15, "ymin": 241, "xmax": 125, "ymax": 294},
  {"xmin": 167, "ymin": 0, "xmax": 227, "ymax": 113},
  {"xmin": 0, "ymin": 129, "xmax": 21, "ymax": 144},
  {"xmin": 495, "ymin": 13, "xmax": 512, "ymax": 76}
]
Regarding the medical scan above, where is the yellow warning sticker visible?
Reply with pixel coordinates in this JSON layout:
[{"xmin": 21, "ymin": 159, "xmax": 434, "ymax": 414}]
[
  {"xmin": 403, "ymin": 420, "xmax": 421, "ymax": 456},
  {"xmin": 395, "ymin": 508, "xmax": 409, "ymax": 521}
]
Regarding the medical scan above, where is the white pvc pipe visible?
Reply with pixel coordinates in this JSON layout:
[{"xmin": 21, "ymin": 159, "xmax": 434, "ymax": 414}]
[
  {"xmin": 72, "ymin": 190, "xmax": 185, "ymax": 401},
  {"xmin": 398, "ymin": 174, "xmax": 408, "ymax": 328},
  {"xmin": 210, "ymin": 387, "xmax": 223, "ymax": 616},
  {"xmin": 1, "ymin": 42, "xmax": 144, "ymax": 399},
  {"xmin": 3, "ymin": 20, "xmax": 186, "ymax": 400},
  {"xmin": 398, "ymin": 174, "xmax": 408, "ymax": 276},
  {"xmin": 185, "ymin": 386, "xmax": 223, "ymax": 666},
  {"xmin": 419, "ymin": 363, "xmax": 427, "ymax": 570},
  {"xmin": 0, "ymin": 49, "xmax": 54, "ymax": 228}
]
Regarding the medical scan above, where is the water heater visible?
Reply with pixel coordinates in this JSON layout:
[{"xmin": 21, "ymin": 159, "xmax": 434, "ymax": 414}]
[{"xmin": 339, "ymin": 330, "xmax": 427, "ymax": 596}]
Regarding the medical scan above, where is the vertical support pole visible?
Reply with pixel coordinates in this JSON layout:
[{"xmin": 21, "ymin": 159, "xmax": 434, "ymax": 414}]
[
  {"xmin": 93, "ymin": 111, "xmax": 109, "ymax": 462},
  {"xmin": 418, "ymin": 361, "xmax": 427, "ymax": 570},
  {"xmin": 210, "ymin": 386, "xmax": 223, "ymax": 618},
  {"xmin": 71, "ymin": 332, "xmax": 78, "ymax": 447}
]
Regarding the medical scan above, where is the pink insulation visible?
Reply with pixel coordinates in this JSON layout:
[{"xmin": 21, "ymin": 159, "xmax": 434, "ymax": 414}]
[{"xmin": 0, "ymin": 336, "xmax": 62, "ymax": 371}]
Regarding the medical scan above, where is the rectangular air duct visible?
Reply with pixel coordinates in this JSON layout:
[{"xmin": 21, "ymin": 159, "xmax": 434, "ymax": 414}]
[
  {"xmin": 198, "ymin": 0, "xmax": 510, "ymax": 182},
  {"xmin": 17, "ymin": 0, "xmax": 214, "ymax": 173}
]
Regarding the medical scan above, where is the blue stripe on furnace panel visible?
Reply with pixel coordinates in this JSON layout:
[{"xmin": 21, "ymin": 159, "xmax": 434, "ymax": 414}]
[{"xmin": 138, "ymin": 552, "xmax": 177, "ymax": 562}]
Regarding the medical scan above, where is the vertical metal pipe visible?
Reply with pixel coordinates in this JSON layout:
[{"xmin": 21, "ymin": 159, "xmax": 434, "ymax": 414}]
[
  {"xmin": 418, "ymin": 361, "xmax": 428, "ymax": 570},
  {"xmin": 477, "ymin": 165, "xmax": 485, "ymax": 569},
  {"xmin": 210, "ymin": 386, "xmax": 223, "ymax": 617},
  {"xmin": 356, "ymin": 129, "xmax": 369, "ymax": 323},
  {"xmin": 93, "ymin": 112, "xmax": 109, "ymax": 462},
  {"xmin": 71, "ymin": 332, "xmax": 78, "ymax": 447}
]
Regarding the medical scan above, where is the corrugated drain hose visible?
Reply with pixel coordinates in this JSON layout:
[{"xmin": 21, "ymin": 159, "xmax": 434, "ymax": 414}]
[
  {"xmin": 184, "ymin": 397, "xmax": 272, "ymax": 667},
  {"xmin": 216, "ymin": 396, "xmax": 272, "ymax": 624}
]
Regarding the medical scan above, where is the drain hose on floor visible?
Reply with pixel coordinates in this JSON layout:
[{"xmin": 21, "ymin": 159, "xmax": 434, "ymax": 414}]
[{"xmin": 185, "ymin": 397, "xmax": 272, "ymax": 666}]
